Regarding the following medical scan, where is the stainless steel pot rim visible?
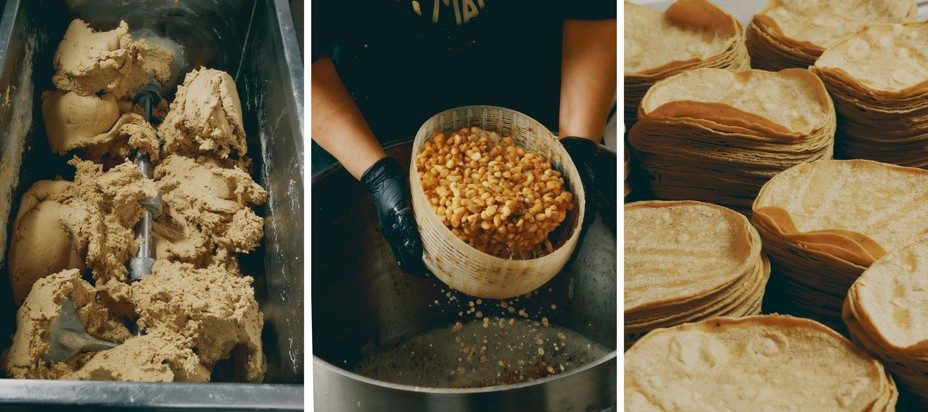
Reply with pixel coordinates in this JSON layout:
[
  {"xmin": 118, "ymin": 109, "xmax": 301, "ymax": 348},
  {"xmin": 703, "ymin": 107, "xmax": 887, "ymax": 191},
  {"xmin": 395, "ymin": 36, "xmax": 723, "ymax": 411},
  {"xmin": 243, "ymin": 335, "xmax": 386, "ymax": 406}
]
[
  {"xmin": 312, "ymin": 351, "xmax": 617, "ymax": 394},
  {"xmin": 312, "ymin": 141, "xmax": 616, "ymax": 394}
]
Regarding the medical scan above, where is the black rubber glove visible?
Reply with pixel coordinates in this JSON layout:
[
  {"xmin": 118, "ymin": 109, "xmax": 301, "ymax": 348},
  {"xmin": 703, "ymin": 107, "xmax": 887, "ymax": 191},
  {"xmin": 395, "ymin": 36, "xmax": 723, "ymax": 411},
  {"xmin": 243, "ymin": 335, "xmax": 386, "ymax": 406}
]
[
  {"xmin": 361, "ymin": 157, "xmax": 427, "ymax": 277},
  {"xmin": 560, "ymin": 136, "xmax": 599, "ymax": 242}
]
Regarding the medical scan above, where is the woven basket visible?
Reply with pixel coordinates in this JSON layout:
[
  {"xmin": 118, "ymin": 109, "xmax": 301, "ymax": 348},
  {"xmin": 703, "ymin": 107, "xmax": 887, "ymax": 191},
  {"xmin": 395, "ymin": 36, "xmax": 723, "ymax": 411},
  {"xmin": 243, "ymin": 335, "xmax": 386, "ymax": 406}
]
[{"xmin": 409, "ymin": 106, "xmax": 586, "ymax": 299}]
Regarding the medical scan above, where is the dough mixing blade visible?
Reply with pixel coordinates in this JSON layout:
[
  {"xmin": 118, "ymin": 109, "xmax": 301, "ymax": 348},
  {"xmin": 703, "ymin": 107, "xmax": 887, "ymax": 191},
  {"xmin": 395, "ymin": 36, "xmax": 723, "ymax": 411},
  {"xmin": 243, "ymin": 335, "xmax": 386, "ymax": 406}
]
[
  {"xmin": 43, "ymin": 297, "xmax": 118, "ymax": 364},
  {"xmin": 128, "ymin": 79, "xmax": 163, "ymax": 281}
]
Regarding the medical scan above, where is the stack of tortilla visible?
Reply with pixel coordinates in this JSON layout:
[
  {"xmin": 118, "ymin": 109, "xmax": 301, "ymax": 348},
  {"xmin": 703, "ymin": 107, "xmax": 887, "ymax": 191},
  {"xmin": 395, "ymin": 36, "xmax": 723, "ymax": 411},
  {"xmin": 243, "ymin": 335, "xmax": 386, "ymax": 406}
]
[
  {"xmin": 624, "ymin": 201, "xmax": 769, "ymax": 348},
  {"xmin": 624, "ymin": 0, "xmax": 749, "ymax": 128},
  {"xmin": 628, "ymin": 68, "xmax": 835, "ymax": 212},
  {"xmin": 811, "ymin": 22, "xmax": 928, "ymax": 167},
  {"xmin": 844, "ymin": 237, "xmax": 928, "ymax": 410},
  {"xmin": 625, "ymin": 315, "xmax": 898, "ymax": 411},
  {"xmin": 752, "ymin": 159, "xmax": 928, "ymax": 330},
  {"xmin": 746, "ymin": 0, "xmax": 917, "ymax": 71}
]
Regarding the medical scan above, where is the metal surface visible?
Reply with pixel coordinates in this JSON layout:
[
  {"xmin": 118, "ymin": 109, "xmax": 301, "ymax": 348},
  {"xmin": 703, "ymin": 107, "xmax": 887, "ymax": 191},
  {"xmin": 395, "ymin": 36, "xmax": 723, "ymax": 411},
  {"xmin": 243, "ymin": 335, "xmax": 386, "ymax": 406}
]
[
  {"xmin": 0, "ymin": 380, "xmax": 302, "ymax": 412},
  {"xmin": 240, "ymin": 0, "xmax": 305, "ymax": 384},
  {"xmin": 0, "ymin": 0, "xmax": 303, "ymax": 409},
  {"xmin": 312, "ymin": 141, "xmax": 617, "ymax": 411},
  {"xmin": 129, "ymin": 82, "xmax": 161, "ymax": 281},
  {"xmin": 44, "ymin": 298, "xmax": 118, "ymax": 364}
]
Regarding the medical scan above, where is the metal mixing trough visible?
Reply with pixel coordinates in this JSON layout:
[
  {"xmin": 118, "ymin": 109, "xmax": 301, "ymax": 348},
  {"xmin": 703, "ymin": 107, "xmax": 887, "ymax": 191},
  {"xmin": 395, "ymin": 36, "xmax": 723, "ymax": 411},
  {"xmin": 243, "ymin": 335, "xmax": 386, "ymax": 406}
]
[
  {"xmin": 312, "ymin": 142, "xmax": 617, "ymax": 411},
  {"xmin": 0, "ymin": 0, "xmax": 303, "ymax": 409}
]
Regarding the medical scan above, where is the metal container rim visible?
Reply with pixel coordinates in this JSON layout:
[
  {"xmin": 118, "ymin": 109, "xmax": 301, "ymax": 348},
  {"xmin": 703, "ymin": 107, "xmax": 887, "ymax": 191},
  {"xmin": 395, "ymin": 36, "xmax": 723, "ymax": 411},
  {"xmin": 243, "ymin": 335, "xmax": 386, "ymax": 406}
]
[{"xmin": 312, "ymin": 350, "xmax": 617, "ymax": 395}]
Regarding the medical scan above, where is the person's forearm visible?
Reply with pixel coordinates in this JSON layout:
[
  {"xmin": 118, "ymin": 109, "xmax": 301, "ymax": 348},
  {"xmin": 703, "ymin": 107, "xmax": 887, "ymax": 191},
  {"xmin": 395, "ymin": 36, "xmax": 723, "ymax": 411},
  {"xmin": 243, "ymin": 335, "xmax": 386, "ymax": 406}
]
[
  {"xmin": 559, "ymin": 19, "xmax": 617, "ymax": 142},
  {"xmin": 311, "ymin": 57, "xmax": 386, "ymax": 180}
]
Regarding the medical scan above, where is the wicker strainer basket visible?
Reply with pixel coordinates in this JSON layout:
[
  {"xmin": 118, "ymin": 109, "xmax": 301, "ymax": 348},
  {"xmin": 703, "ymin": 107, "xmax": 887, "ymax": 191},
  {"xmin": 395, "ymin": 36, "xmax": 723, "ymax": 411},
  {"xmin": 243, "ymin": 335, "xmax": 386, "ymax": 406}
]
[{"xmin": 409, "ymin": 106, "xmax": 586, "ymax": 299}]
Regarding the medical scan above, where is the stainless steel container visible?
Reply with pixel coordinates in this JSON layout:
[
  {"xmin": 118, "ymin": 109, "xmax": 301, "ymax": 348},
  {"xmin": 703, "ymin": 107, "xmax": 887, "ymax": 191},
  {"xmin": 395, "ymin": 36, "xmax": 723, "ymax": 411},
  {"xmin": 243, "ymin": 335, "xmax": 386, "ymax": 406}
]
[
  {"xmin": 0, "ymin": 0, "xmax": 303, "ymax": 409},
  {"xmin": 312, "ymin": 142, "xmax": 617, "ymax": 411}
]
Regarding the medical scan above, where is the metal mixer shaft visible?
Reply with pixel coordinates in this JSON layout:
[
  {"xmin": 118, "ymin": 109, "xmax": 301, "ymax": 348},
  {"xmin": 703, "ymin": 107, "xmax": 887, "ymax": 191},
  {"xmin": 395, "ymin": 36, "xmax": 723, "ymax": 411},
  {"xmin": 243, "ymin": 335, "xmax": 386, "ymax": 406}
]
[{"xmin": 129, "ymin": 79, "xmax": 163, "ymax": 281}]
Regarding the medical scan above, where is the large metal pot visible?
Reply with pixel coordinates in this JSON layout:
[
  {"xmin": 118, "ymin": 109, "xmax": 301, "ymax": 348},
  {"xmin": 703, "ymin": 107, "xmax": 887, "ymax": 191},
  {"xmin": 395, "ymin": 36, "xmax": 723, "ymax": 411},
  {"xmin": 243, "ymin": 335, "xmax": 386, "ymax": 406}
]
[
  {"xmin": 0, "ymin": 0, "xmax": 303, "ymax": 409},
  {"xmin": 312, "ymin": 142, "xmax": 617, "ymax": 411}
]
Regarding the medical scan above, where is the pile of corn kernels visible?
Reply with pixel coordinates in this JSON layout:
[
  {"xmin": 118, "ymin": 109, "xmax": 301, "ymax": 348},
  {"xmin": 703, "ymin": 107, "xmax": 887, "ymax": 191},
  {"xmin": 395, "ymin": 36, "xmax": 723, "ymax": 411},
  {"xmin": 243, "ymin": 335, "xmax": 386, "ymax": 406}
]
[{"xmin": 416, "ymin": 127, "xmax": 574, "ymax": 258}]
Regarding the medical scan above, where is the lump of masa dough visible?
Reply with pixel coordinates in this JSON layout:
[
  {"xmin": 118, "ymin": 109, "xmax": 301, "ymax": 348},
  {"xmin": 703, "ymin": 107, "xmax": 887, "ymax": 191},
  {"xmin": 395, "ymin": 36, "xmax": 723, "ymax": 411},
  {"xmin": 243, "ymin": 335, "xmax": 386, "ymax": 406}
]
[
  {"xmin": 159, "ymin": 68, "xmax": 247, "ymax": 159},
  {"xmin": 131, "ymin": 261, "xmax": 266, "ymax": 382},
  {"xmin": 4, "ymin": 269, "xmax": 130, "ymax": 379}
]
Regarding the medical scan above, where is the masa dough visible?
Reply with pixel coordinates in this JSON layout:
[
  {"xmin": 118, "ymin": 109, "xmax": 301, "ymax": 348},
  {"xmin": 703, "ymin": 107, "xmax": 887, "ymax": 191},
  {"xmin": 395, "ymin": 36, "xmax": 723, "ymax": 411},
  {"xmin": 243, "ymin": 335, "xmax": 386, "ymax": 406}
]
[
  {"xmin": 5, "ymin": 18, "xmax": 267, "ymax": 383},
  {"xmin": 41, "ymin": 91, "xmax": 119, "ymax": 152},
  {"xmin": 7, "ymin": 180, "xmax": 82, "ymax": 305},
  {"xmin": 52, "ymin": 19, "xmax": 173, "ymax": 99},
  {"xmin": 52, "ymin": 20, "xmax": 146, "ymax": 99},
  {"xmin": 8, "ymin": 159, "xmax": 155, "ymax": 304},
  {"xmin": 132, "ymin": 261, "xmax": 266, "ymax": 382},
  {"xmin": 63, "ymin": 329, "xmax": 210, "ymax": 382},
  {"xmin": 160, "ymin": 68, "xmax": 247, "ymax": 159},
  {"xmin": 5, "ymin": 270, "xmax": 130, "ymax": 379},
  {"xmin": 6, "ymin": 262, "xmax": 266, "ymax": 382},
  {"xmin": 42, "ymin": 91, "xmax": 160, "ymax": 160},
  {"xmin": 154, "ymin": 155, "xmax": 267, "ymax": 266}
]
